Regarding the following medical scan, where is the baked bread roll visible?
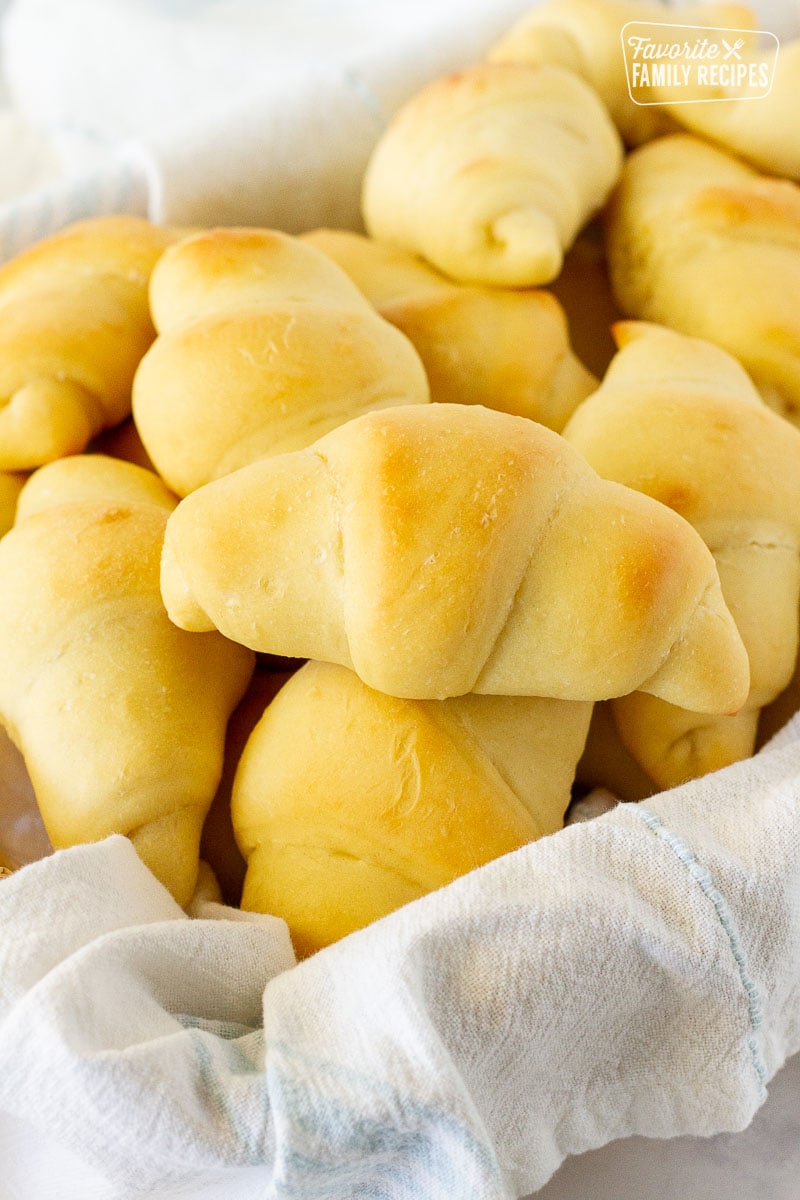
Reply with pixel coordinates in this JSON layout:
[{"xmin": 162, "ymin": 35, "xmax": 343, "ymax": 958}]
[
  {"xmin": 162, "ymin": 402, "xmax": 748, "ymax": 711},
  {"xmin": 0, "ymin": 215, "xmax": 177, "ymax": 472},
  {"xmin": 132, "ymin": 227, "xmax": 429, "ymax": 496},
  {"xmin": 299, "ymin": 226, "xmax": 594, "ymax": 429},
  {"xmin": 232, "ymin": 660, "xmax": 593, "ymax": 956},
  {"xmin": 606, "ymin": 133, "xmax": 800, "ymax": 424},
  {"xmin": 658, "ymin": 39, "xmax": 799, "ymax": 180},
  {"xmin": 301, "ymin": 227, "xmax": 596, "ymax": 430},
  {"xmin": 564, "ymin": 322, "xmax": 800, "ymax": 788},
  {"xmin": 14, "ymin": 453, "xmax": 177, "ymax": 521},
  {"xmin": 574, "ymin": 702, "xmax": 657, "ymax": 803},
  {"xmin": 0, "ymin": 458, "xmax": 254, "ymax": 905},
  {"xmin": 361, "ymin": 61, "xmax": 623, "ymax": 287},
  {"xmin": 488, "ymin": 0, "xmax": 755, "ymax": 146}
]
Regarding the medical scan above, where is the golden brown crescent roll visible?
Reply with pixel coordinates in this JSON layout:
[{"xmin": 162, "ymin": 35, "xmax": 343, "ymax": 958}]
[
  {"xmin": 574, "ymin": 701, "xmax": 657, "ymax": 803},
  {"xmin": 488, "ymin": 0, "xmax": 755, "ymax": 146},
  {"xmin": 361, "ymin": 61, "xmax": 623, "ymax": 287},
  {"xmin": 15, "ymin": 453, "xmax": 177, "ymax": 522},
  {"xmin": 658, "ymin": 39, "xmax": 799, "ymax": 180},
  {"xmin": 564, "ymin": 322, "xmax": 800, "ymax": 788},
  {"xmin": 132, "ymin": 227, "xmax": 429, "ymax": 496},
  {"xmin": 606, "ymin": 133, "xmax": 800, "ymax": 424},
  {"xmin": 301, "ymin": 227, "xmax": 596, "ymax": 429},
  {"xmin": 0, "ymin": 461, "xmax": 254, "ymax": 905},
  {"xmin": 0, "ymin": 215, "xmax": 177, "ymax": 472},
  {"xmin": 232, "ymin": 659, "xmax": 592, "ymax": 956},
  {"xmin": 161, "ymin": 402, "xmax": 748, "ymax": 712}
]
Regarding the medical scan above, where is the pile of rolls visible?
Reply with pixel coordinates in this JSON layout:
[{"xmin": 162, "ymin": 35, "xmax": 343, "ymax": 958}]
[{"xmin": 1, "ymin": 0, "xmax": 799, "ymax": 959}]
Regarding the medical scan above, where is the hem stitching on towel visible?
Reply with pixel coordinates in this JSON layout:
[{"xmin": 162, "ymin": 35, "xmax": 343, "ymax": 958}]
[{"xmin": 635, "ymin": 805, "xmax": 767, "ymax": 1101}]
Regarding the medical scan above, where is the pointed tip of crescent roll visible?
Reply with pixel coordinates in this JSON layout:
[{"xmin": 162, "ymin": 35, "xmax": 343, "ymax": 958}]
[
  {"xmin": 488, "ymin": 207, "xmax": 564, "ymax": 286},
  {"xmin": 161, "ymin": 521, "xmax": 218, "ymax": 633},
  {"xmin": 639, "ymin": 577, "xmax": 750, "ymax": 716}
]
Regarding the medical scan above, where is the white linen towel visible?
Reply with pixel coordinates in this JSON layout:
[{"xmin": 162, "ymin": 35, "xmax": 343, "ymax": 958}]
[{"xmin": 1, "ymin": 715, "xmax": 798, "ymax": 1198}]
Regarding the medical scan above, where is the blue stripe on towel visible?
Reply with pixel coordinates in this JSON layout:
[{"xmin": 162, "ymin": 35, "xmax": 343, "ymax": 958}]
[
  {"xmin": 635, "ymin": 806, "xmax": 767, "ymax": 1100},
  {"xmin": 169, "ymin": 1023, "xmax": 503, "ymax": 1188},
  {"xmin": 264, "ymin": 1037, "xmax": 503, "ymax": 1197}
]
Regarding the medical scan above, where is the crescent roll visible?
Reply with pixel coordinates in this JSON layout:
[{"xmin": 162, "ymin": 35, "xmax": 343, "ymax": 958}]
[
  {"xmin": 564, "ymin": 322, "xmax": 800, "ymax": 788},
  {"xmin": 301, "ymin": 227, "xmax": 596, "ymax": 430},
  {"xmin": 659, "ymin": 39, "xmax": 799, "ymax": 180},
  {"xmin": 161, "ymin": 402, "xmax": 748, "ymax": 712},
  {"xmin": 0, "ymin": 458, "xmax": 254, "ymax": 905},
  {"xmin": 574, "ymin": 701, "xmax": 657, "ymax": 803},
  {"xmin": 488, "ymin": 0, "xmax": 755, "ymax": 146},
  {"xmin": 14, "ymin": 453, "xmax": 178, "ymax": 521},
  {"xmin": 0, "ymin": 215, "xmax": 177, "ymax": 471},
  {"xmin": 361, "ymin": 61, "xmax": 623, "ymax": 287},
  {"xmin": 232, "ymin": 660, "xmax": 593, "ymax": 956},
  {"xmin": 132, "ymin": 227, "xmax": 429, "ymax": 496},
  {"xmin": 606, "ymin": 133, "xmax": 800, "ymax": 425}
]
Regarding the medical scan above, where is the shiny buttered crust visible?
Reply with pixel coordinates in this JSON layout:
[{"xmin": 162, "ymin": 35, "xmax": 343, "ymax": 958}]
[
  {"xmin": 302, "ymin": 227, "xmax": 597, "ymax": 430},
  {"xmin": 132, "ymin": 227, "xmax": 430, "ymax": 496},
  {"xmin": 606, "ymin": 134, "xmax": 800, "ymax": 425},
  {"xmin": 162, "ymin": 402, "xmax": 749, "ymax": 712},
  {"xmin": 0, "ymin": 479, "xmax": 254, "ymax": 906},
  {"xmin": 565, "ymin": 321, "xmax": 800, "ymax": 787},
  {"xmin": 232, "ymin": 660, "xmax": 592, "ymax": 956},
  {"xmin": 361, "ymin": 61, "xmax": 623, "ymax": 287},
  {"xmin": 0, "ymin": 216, "xmax": 178, "ymax": 472}
]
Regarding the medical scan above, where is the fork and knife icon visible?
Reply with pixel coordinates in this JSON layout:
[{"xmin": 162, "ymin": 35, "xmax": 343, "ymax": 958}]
[{"xmin": 722, "ymin": 37, "xmax": 746, "ymax": 60}]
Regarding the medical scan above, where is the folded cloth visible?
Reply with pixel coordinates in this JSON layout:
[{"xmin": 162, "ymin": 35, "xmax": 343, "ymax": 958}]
[
  {"xmin": 1, "ymin": 714, "xmax": 798, "ymax": 1198},
  {"xmin": 1, "ymin": 0, "xmax": 533, "ymax": 165},
  {"xmin": 0, "ymin": 0, "xmax": 537, "ymax": 261}
]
